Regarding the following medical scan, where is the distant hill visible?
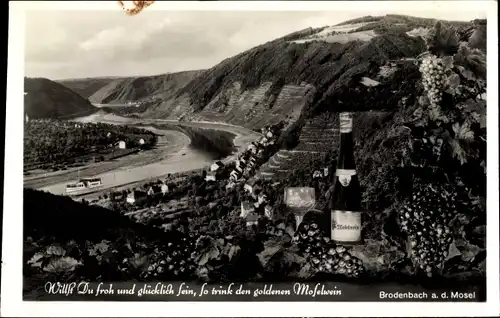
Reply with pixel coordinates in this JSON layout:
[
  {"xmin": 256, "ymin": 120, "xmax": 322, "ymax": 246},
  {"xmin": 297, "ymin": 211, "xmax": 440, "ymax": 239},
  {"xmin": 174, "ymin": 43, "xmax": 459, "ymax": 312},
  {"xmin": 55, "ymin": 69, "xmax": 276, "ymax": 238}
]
[
  {"xmin": 57, "ymin": 77, "xmax": 121, "ymax": 99},
  {"xmin": 88, "ymin": 70, "xmax": 204, "ymax": 104},
  {"xmin": 24, "ymin": 77, "xmax": 98, "ymax": 119}
]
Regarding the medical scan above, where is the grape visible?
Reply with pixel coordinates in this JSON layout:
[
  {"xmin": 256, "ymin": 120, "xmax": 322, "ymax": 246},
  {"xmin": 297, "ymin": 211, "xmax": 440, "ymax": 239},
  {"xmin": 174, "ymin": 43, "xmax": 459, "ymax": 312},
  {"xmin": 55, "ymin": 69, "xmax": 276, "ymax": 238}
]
[
  {"xmin": 293, "ymin": 221, "xmax": 365, "ymax": 278},
  {"xmin": 399, "ymin": 183, "xmax": 464, "ymax": 275},
  {"xmin": 419, "ymin": 55, "xmax": 447, "ymax": 106}
]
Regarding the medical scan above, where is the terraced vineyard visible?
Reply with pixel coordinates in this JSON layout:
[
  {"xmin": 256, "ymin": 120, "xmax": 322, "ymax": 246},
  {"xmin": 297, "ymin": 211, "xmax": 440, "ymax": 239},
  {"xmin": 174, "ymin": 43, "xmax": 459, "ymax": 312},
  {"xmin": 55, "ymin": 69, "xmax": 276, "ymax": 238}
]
[
  {"xmin": 257, "ymin": 114, "xmax": 339, "ymax": 180},
  {"xmin": 143, "ymin": 81, "xmax": 314, "ymax": 132}
]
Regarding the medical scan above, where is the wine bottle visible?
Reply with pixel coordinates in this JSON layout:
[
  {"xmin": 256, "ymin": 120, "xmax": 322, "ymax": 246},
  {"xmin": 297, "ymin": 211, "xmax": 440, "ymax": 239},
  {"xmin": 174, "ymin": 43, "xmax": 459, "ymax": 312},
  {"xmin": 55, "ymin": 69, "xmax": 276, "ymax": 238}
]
[{"xmin": 329, "ymin": 112, "xmax": 363, "ymax": 245}]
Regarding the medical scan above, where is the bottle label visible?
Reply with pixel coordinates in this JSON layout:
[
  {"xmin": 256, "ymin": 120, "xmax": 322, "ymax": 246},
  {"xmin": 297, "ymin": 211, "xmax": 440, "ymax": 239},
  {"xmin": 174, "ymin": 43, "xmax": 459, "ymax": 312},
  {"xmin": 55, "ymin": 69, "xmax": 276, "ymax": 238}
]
[
  {"xmin": 336, "ymin": 169, "xmax": 356, "ymax": 187},
  {"xmin": 339, "ymin": 112, "xmax": 353, "ymax": 133},
  {"xmin": 331, "ymin": 210, "xmax": 362, "ymax": 243}
]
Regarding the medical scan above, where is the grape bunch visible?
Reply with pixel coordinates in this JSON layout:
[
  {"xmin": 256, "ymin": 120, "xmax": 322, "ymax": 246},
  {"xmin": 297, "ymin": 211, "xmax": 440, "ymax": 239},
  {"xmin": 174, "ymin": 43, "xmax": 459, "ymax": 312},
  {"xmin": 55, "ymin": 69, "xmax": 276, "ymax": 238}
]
[
  {"xmin": 410, "ymin": 134, "xmax": 444, "ymax": 168},
  {"xmin": 293, "ymin": 222, "xmax": 365, "ymax": 278},
  {"xmin": 264, "ymin": 222, "xmax": 287, "ymax": 238},
  {"xmin": 143, "ymin": 232, "xmax": 199, "ymax": 279},
  {"xmin": 419, "ymin": 55, "xmax": 447, "ymax": 106},
  {"xmin": 399, "ymin": 183, "xmax": 460, "ymax": 276}
]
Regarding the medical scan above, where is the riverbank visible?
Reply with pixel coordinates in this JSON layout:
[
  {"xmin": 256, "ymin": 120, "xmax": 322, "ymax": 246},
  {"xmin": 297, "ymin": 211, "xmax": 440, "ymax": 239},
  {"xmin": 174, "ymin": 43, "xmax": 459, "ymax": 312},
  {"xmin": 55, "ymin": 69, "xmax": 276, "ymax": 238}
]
[{"xmin": 24, "ymin": 113, "xmax": 260, "ymax": 196}]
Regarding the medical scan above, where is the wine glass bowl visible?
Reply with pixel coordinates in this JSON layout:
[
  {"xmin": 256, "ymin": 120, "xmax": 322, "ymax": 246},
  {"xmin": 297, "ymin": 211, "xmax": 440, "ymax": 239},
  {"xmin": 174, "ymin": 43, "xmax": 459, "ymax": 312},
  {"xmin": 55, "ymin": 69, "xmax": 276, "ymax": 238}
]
[{"xmin": 284, "ymin": 187, "xmax": 316, "ymax": 230}]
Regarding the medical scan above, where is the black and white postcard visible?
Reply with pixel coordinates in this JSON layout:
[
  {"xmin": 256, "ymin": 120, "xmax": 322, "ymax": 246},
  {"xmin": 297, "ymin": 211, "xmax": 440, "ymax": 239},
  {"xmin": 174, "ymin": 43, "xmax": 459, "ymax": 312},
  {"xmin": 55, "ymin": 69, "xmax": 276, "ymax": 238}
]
[{"xmin": 2, "ymin": 1, "xmax": 499, "ymax": 317}]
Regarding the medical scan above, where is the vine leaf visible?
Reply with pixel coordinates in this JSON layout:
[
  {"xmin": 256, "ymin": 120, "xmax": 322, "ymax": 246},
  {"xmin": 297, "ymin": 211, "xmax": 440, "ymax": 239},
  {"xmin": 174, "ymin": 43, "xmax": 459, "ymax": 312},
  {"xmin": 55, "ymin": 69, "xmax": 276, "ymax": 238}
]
[
  {"xmin": 456, "ymin": 66, "xmax": 476, "ymax": 81},
  {"xmin": 46, "ymin": 245, "xmax": 66, "ymax": 257},
  {"xmin": 447, "ymin": 73, "xmax": 461, "ymax": 90},
  {"xmin": 453, "ymin": 122, "xmax": 475, "ymax": 142},
  {"xmin": 425, "ymin": 21, "xmax": 459, "ymax": 56},
  {"xmin": 441, "ymin": 56, "xmax": 455, "ymax": 69},
  {"xmin": 428, "ymin": 106, "xmax": 450, "ymax": 123},
  {"xmin": 454, "ymin": 43, "xmax": 487, "ymax": 80},
  {"xmin": 43, "ymin": 257, "xmax": 82, "ymax": 273},
  {"xmin": 27, "ymin": 252, "xmax": 45, "ymax": 268},
  {"xmin": 412, "ymin": 107, "xmax": 424, "ymax": 120},
  {"xmin": 197, "ymin": 245, "xmax": 221, "ymax": 266},
  {"xmin": 450, "ymin": 139, "xmax": 467, "ymax": 165}
]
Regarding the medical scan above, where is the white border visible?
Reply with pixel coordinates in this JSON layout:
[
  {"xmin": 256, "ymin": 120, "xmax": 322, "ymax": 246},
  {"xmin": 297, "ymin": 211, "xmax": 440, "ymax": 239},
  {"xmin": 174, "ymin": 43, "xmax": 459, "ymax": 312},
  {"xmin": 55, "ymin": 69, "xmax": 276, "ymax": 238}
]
[{"xmin": 3, "ymin": 1, "xmax": 499, "ymax": 317}]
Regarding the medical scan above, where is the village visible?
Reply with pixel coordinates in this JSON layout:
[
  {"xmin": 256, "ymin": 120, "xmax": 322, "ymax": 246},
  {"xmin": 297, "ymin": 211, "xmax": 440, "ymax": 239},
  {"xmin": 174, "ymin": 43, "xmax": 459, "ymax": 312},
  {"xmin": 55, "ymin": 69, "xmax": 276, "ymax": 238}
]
[{"xmin": 87, "ymin": 122, "xmax": 332, "ymax": 230}]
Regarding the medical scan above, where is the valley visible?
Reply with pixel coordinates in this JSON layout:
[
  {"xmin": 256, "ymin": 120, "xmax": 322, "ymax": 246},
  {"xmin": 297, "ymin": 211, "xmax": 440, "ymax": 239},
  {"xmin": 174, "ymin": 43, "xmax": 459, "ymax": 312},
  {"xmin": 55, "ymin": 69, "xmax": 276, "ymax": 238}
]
[
  {"xmin": 24, "ymin": 112, "xmax": 261, "ymax": 198},
  {"xmin": 21, "ymin": 14, "xmax": 487, "ymax": 296}
]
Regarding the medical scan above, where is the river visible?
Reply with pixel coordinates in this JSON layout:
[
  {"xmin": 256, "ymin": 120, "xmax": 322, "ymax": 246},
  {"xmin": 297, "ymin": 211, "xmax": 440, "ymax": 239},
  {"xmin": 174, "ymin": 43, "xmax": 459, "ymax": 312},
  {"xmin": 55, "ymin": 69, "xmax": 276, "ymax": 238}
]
[{"xmin": 34, "ymin": 113, "xmax": 261, "ymax": 196}]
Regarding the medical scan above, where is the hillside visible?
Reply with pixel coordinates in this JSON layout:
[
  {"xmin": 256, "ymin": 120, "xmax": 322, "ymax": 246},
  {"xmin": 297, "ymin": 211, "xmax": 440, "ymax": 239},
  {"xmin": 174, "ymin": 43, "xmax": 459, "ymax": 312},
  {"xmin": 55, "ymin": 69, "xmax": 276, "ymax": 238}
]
[
  {"xmin": 88, "ymin": 70, "xmax": 203, "ymax": 104},
  {"xmin": 24, "ymin": 77, "xmax": 98, "ymax": 119},
  {"xmin": 57, "ymin": 77, "xmax": 121, "ymax": 98},
  {"xmin": 90, "ymin": 15, "xmax": 482, "ymax": 133}
]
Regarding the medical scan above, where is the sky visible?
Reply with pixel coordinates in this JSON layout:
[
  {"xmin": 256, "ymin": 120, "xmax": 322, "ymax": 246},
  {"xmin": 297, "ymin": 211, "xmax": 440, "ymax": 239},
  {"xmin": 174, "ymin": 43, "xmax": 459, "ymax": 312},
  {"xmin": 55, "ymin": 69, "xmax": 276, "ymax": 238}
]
[{"xmin": 24, "ymin": 8, "xmax": 487, "ymax": 80}]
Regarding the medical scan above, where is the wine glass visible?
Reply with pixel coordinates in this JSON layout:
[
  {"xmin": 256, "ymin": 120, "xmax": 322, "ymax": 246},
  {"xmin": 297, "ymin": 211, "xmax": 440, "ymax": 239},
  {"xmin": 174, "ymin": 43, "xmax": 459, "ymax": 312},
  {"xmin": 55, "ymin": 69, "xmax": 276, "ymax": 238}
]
[{"xmin": 284, "ymin": 187, "xmax": 316, "ymax": 230}]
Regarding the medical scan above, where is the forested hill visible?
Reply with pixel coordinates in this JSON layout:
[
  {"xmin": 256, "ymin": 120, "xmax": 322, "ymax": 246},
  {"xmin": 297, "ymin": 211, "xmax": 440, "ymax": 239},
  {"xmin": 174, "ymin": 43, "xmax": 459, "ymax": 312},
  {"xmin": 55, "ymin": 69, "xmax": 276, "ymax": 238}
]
[
  {"xmin": 57, "ymin": 77, "xmax": 121, "ymax": 99},
  {"xmin": 87, "ymin": 70, "xmax": 204, "ymax": 104},
  {"xmin": 24, "ymin": 77, "xmax": 98, "ymax": 119}
]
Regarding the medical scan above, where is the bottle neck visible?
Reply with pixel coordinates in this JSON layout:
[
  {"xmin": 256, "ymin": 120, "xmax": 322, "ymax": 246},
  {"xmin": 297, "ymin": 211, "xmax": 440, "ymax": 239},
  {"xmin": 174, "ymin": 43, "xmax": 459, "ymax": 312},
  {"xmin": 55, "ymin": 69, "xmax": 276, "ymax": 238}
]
[{"xmin": 336, "ymin": 112, "xmax": 356, "ymax": 171}]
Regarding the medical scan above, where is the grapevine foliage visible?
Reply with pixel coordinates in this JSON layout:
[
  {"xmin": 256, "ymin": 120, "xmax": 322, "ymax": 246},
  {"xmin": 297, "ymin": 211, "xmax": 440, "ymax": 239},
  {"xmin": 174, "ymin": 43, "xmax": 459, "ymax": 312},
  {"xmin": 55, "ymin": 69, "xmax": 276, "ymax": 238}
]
[
  {"xmin": 398, "ymin": 21, "xmax": 487, "ymax": 276},
  {"xmin": 407, "ymin": 21, "xmax": 486, "ymax": 176}
]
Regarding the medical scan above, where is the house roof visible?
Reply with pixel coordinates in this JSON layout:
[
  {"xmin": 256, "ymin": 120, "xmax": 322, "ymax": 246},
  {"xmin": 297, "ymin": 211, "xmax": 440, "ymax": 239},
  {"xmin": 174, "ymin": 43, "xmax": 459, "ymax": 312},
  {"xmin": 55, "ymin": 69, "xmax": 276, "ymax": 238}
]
[
  {"xmin": 129, "ymin": 190, "xmax": 146, "ymax": 197},
  {"xmin": 246, "ymin": 177, "xmax": 259, "ymax": 185},
  {"xmin": 246, "ymin": 212, "xmax": 259, "ymax": 222},
  {"xmin": 241, "ymin": 201, "xmax": 255, "ymax": 210},
  {"xmin": 149, "ymin": 185, "xmax": 161, "ymax": 192}
]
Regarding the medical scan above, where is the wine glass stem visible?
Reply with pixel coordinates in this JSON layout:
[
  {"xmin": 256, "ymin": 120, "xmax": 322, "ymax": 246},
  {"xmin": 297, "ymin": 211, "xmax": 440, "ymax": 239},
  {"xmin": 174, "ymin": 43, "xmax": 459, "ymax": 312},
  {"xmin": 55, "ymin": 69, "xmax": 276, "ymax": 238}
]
[{"xmin": 295, "ymin": 215, "xmax": 304, "ymax": 231}]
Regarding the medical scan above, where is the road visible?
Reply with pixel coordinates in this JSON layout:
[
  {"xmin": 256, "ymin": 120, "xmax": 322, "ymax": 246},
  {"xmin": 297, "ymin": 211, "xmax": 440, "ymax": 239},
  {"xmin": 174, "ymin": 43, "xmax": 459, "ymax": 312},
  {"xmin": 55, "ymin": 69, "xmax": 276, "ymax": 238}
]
[{"xmin": 24, "ymin": 112, "xmax": 261, "ymax": 198}]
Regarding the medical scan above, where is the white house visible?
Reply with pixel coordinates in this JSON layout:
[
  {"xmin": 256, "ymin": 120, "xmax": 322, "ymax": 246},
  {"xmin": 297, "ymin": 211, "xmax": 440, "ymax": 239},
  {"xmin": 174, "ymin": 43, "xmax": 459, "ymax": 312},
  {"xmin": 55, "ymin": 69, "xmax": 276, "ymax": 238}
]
[
  {"xmin": 240, "ymin": 201, "xmax": 255, "ymax": 218},
  {"xmin": 313, "ymin": 170, "xmax": 323, "ymax": 179},
  {"xmin": 256, "ymin": 149, "xmax": 265, "ymax": 158},
  {"xmin": 230, "ymin": 170, "xmax": 242, "ymax": 181},
  {"xmin": 246, "ymin": 212, "xmax": 259, "ymax": 227},
  {"xmin": 244, "ymin": 183, "xmax": 253, "ymax": 194},
  {"xmin": 147, "ymin": 185, "xmax": 161, "ymax": 196},
  {"xmin": 118, "ymin": 141, "xmax": 127, "ymax": 149},
  {"xmin": 25, "ymin": 113, "xmax": 29, "ymax": 123},
  {"xmin": 126, "ymin": 190, "xmax": 146, "ymax": 204},
  {"xmin": 248, "ymin": 161, "xmax": 256, "ymax": 169},
  {"xmin": 161, "ymin": 184, "xmax": 169, "ymax": 194},
  {"xmin": 205, "ymin": 171, "xmax": 217, "ymax": 182},
  {"xmin": 210, "ymin": 161, "xmax": 224, "ymax": 172},
  {"xmin": 323, "ymin": 167, "xmax": 329, "ymax": 177},
  {"xmin": 139, "ymin": 138, "xmax": 145, "ymax": 145},
  {"xmin": 236, "ymin": 160, "xmax": 246, "ymax": 171},
  {"xmin": 226, "ymin": 181, "xmax": 236, "ymax": 190},
  {"xmin": 266, "ymin": 131, "xmax": 274, "ymax": 138},
  {"xmin": 106, "ymin": 132, "xmax": 112, "ymax": 138},
  {"xmin": 257, "ymin": 194, "xmax": 268, "ymax": 205},
  {"xmin": 264, "ymin": 205, "xmax": 274, "ymax": 219}
]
